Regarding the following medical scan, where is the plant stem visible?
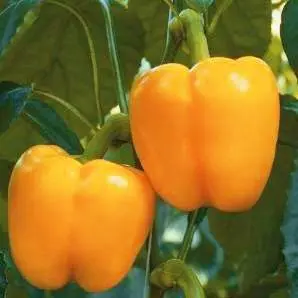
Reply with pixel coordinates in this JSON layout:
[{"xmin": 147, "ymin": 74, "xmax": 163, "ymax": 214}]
[
  {"xmin": 161, "ymin": 29, "xmax": 183, "ymax": 64},
  {"xmin": 81, "ymin": 113, "xmax": 130, "ymax": 161},
  {"xmin": 150, "ymin": 259, "xmax": 206, "ymax": 298},
  {"xmin": 179, "ymin": 9, "xmax": 210, "ymax": 65},
  {"xmin": 46, "ymin": 0, "xmax": 104, "ymax": 126},
  {"xmin": 177, "ymin": 208, "xmax": 208, "ymax": 261},
  {"xmin": 163, "ymin": 0, "xmax": 179, "ymax": 17},
  {"xmin": 143, "ymin": 228, "xmax": 153, "ymax": 298},
  {"xmin": 161, "ymin": 0, "xmax": 185, "ymax": 64},
  {"xmin": 97, "ymin": 0, "xmax": 128, "ymax": 114},
  {"xmin": 161, "ymin": 9, "xmax": 174, "ymax": 64}
]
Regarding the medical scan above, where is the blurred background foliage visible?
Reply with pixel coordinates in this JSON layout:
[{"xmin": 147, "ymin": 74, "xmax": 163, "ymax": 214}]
[{"xmin": 0, "ymin": 0, "xmax": 298, "ymax": 298}]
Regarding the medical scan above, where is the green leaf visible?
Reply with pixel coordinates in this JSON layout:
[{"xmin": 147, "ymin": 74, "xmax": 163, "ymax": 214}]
[
  {"xmin": 270, "ymin": 288, "xmax": 289, "ymax": 298},
  {"xmin": 0, "ymin": 116, "xmax": 45, "ymax": 161},
  {"xmin": 0, "ymin": 197, "xmax": 8, "ymax": 238},
  {"xmin": 0, "ymin": 0, "xmax": 144, "ymax": 142},
  {"xmin": 280, "ymin": 0, "xmax": 298, "ymax": 77},
  {"xmin": 0, "ymin": 85, "xmax": 28, "ymax": 135},
  {"xmin": 0, "ymin": 0, "xmax": 38, "ymax": 54},
  {"xmin": 0, "ymin": 159, "xmax": 14, "ymax": 234},
  {"xmin": 0, "ymin": 161, "xmax": 12, "ymax": 275},
  {"xmin": 23, "ymin": 99, "xmax": 83, "ymax": 155},
  {"xmin": 0, "ymin": 87, "xmax": 84, "ymax": 159},
  {"xmin": 207, "ymin": 0, "xmax": 272, "ymax": 58},
  {"xmin": 128, "ymin": 0, "xmax": 168, "ymax": 66},
  {"xmin": 279, "ymin": 95, "xmax": 298, "ymax": 298},
  {"xmin": 207, "ymin": 96, "xmax": 297, "ymax": 294}
]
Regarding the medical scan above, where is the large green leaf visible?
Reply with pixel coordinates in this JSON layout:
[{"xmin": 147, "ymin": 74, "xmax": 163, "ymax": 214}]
[
  {"xmin": 0, "ymin": 116, "xmax": 45, "ymax": 161},
  {"xmin": 0, "ymin": 0, "xmax": 144, "ymax": 151},
  {"xmin": 0, "ymin": 159, "xmax": 14, "ymax": 233},
  {"xmin": 128, "ymin": 0, "xmax": 168, "ymax": 66},
  {"xmin": 280, "ymin": 0, "xmax": 298, "ymax": 78},
  {"xmin": 207, "ymin": 0, "xmax": 272, "ymax": 58},
  {"xmin": 279, "ymin": 95, "xmax": 298, "ymax": 298},
  {"xmin": 207, "ymin": 96, "xmax": 297, "ymax": 294},
  {"xmin": 0, "ymin": 0, "xmax": 38, "ymax": 55}
]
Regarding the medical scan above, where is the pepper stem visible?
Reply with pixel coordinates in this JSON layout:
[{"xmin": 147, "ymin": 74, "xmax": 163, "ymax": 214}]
[
  {"xmin": 178, "ymin": 208, "xmax": 208, "ymax": 261},
  {"xmin": 97, "ymin": 0, "xmax": 128, "ymax": 114},
  {"xmin": 80, "ymin": 113, "xmax": 130, "ymax": 162},
  {"xmin": 179, "ymin": 9, "xmax": 210, "ymax": 65},
  {"xmin": 150, "ymin": 259, "xmax": 206, "ymax": 298}
]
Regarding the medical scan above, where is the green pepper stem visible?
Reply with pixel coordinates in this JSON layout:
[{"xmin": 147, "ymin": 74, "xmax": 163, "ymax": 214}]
[
  {"xmin": 97, "ymin": 0, "xmax": 128, "ymax": 114},
  {"xmin": 179, "ymin": 9, "xmax": 210, "ymax": 65},
  {"xmin": 178, "ymin": 208, "xmax": 208, "ymax": 261},
  {"xmin": 81, "ymin": 113, "xmax": 130, "ymax": 162},
  {"xmin": 150, "ymin": 259, "xmax": 206, "ymax": 298}
]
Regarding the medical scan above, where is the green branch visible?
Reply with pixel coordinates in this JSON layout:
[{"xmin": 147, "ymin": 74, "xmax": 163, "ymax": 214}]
[
  {"xmin": 97, "ymin": 0, "xmax": 128, "ymax": 114},
  {"xmin": 161, "ymin": 0, "xmax": 185, "ymax": 64},
  {"xmin": 150, "ymin": 259, "xmax": 206, "ymax": 298},
  {"xmin": 161, "ymin": 20, "xmax": 184, "ymax": 64},
  {"xmin": 178, "ymin": 208, "xmax": 208, "ymax": 261},
  {"xmin": 81, "ymin": 113, "xmax": 130, "ymax": 161},
  {"xmin": 179, "ymin": 9, "xmax": 210, "ymax": 65},
  {"xmin": 164, "ymin": 8, "xmax": 210, "ymax": 66}
]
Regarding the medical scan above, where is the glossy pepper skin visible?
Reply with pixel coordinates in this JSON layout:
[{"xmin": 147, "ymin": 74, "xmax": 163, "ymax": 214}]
[
  {"xmin": 130, "ymin": 57, "xmax": 280, "ymax": 212},
  {"xmin": 8, "ymin": 145, "xmax": 155, "ymax": 292}
]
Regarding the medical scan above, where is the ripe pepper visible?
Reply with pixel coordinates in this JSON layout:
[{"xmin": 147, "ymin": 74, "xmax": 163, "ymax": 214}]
[
  {"xmin": 8, "ymin": 145, "xmax": 155, "ymax": 292},
  {"xmin": 130, "ymin": 56, "xmax": 280, "ymax": 212}
]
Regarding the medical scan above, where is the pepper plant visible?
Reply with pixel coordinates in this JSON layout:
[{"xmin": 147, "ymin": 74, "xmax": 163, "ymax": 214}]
[{"xmin": 0, "ymin": 0, "xmax": 298, "ymax": 298}]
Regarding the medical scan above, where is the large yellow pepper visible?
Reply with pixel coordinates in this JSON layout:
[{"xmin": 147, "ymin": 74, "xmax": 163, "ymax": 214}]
[
  {"xmin": 8, "ymin": 145, "xmax": 155, "ymax": 292},
  {"xmin": 130, "ymin": 57, "xmax": 280, "ymax": 212}
]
